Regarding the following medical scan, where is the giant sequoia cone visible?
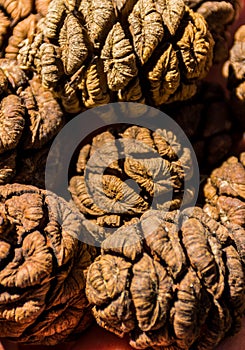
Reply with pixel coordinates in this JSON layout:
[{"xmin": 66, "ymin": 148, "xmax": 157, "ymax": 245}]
[
  {"xmin": 203, "ymin": 153, "xmax": 245, "ymax": 228},
  {"xmin": 0, "ymin": 183, "xmax": 100, "ymax": 345},
  {"xmin": 17, "ymin": 0, "xmax": 214, "ymax": 113},
  {"xmin": 0, "ymin": 58, "xmax": 64, "ymax": 186},
  {"xmin": 69, "ymin": 124, "xmax": 195, "ymax": 230},
  {"xmin": 86, "ymin": 206, "xmax": 245, "ymax": 350},
  {"xmin": 223, "ymin": 25, "xmax": 245, "ymax": 128}
]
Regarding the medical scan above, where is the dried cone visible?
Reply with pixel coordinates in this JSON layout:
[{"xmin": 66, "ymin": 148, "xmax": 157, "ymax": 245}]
[
  {"xmin": 0, "ymin": 183, "xmax": 100, "ymax": 345},
  {"xmin": 86, "ymin": 206, "xmax": 245, "ymax": 349},
  {"xmin": 223, "ymin": 25, "xmax": 245, "ymax": 128},
  {"xmin": 203, "ymin": 153, "xmax": 245, "ymax": 228},
  {"xmin": 184, "ymin": 0, "xmax": 238, "ymax": 63},
  {"xmin": 69, "ymin": 125, "xmax": 195, "ymax": 232},
  {"xmin": 18, "ymin": 0, "xmax": 214, "ymax": 113},
  {"xmin": 163, "ymin": 82, "xmax": 233, "ymax": 171},
  {"xmin": 0, "ymin": 58, "xmax": 64, "ymax": 187}
]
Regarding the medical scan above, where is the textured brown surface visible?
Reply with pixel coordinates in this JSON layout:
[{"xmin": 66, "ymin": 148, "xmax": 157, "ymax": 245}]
[
  {"xmin": 0, "ymin": 0, "xmax": 34, "ymax": 25},
  {"xmin": 185, "ymin": 0, "xmax": 238, "ymax": 63},
  {"xmin": 0, "ymin": 58, "xmax": 64, "ymax": 186},
  {"xmin": 35, "ymin": 0, "xmax": 52, "ymax": 17},
  {"xmin": 204, "ymin": 153, "xmax": 245, "ymax": 228},
  {"xmin": 0, "ymin": 1, "xmax": 50, "ymax": 59},
  {"xmin": 86, "ymin": 207, "xmax": 245, "ymax": 349},
  {"xmin": 17, "ymin": 0, "xmax": 214, "ymax": 112},
  {"xmin": 5, "ymin": 14, "xmax": 40, "ymax": 60},
  {"xmin": 0, "ymin": 94, "xmax": 25, "ymax": 154},
  {"xmin": 20, "ymin": 74, "xmax": 63, "ymax": 149},
  {"xmin": 223, "ymin": 24, "xmax": 245, "ymax": 128},
  {"xmin": 69, "ymin": 125, "xmax": 194, "ymax": 230},
  {"xmin": 0, "ymin": 183, "xmax": 98, "ymax": 345},
  {"xmin": 0, "ymin": 10, "xmax": 10, "ymax": 54},
  {"xmin": 0, "ymin": 2, "xmax": 243, "ymax": 348}
]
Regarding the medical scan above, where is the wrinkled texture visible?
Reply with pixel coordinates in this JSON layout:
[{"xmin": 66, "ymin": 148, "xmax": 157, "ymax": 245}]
[
  {"xmin": 5, "ymin": 14, "xmax": 40, "ymax": 60},
  {"xmin": 44, "ymin": 0, "xmax": 66, "ymax": 39},
  {"xmin": 0, "ymin": 10, "xmax": 10, "ymax": 53},
  {"xmin": 0, "ymin": 183, "xmax": 98, "ymax": 344},
  {"xmin": 128, "ymin": 0, "xmax": 165, "ymax": 64},
  {"xmin": 176, "ymin": 10, "xmax": 213, "ymax": 80},
  {"xmin": 0, "ymin": 0, "xmax": 34, "ymax": 25},
  {"xmin": 0, "ymin": 95, "xmax": 25, "ymax": 154},
  {"xmin": 184, "ymin": 0, "xmax": 237, "ymax": 63},
  {"xmin": 20, "ymin": 75, "xmax": 64, "ymax": 149},
  {"xmin": 79, "ymin": 0, "xmax": 115, "ymax": 49},
  {"xmin": 17, "ymin": 17, "xmax": 45, "ymax": 71},
  {"xmin": 0, "ymin": 60, "xmax": 64, "ymax": 151},
  {"xmin": 0, "ymin": 59, "xmax": 64, "ymax": 186},
  {"xmin": 59, "ymin": 13, "xmax": 88, "ymax": 75},
  {"xmin": 39, "ymin": 42, "xmax": 62, "ymax": 88},
  {"xmin": 35, "ymin": 0, "xmax": 52, "ymax": 17},
  {"xmin": 86, "ymin": 207, "xmax": 245, "ymax": 349},
  {"xmin": 101, "ymin": 22, "xmax": 138, "ymax": 91},
  {"xmin": 17, "ymin": 0, "xmax": 214, "ymax": 112},
  {"xmin": 204, "ymin": 153, "xmax": 245, "ymax": 228},
  {"xmin": 0, "ymin": 58, "xmax": 28, "ymax": 89},
  {"xmin": 223, "ymin": 25, "xmax": 245, "ymax": 127},
  {"xmin": 80, "ymin": 57, "xmax": 110, "ymax": 108},
  {"xmin": 162, "ymin": 82, "xmax": 233, "ymax": 171},
  {"xmin": 0, "ymin": 1, "xmax": 49, "ymax": 59},
  {"xmin": 69, "ymin": 125, "xmax": 194, "ymax": 230}
]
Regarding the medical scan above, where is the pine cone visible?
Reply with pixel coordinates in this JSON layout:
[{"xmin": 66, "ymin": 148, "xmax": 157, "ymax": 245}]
[
  {"xmin": 86, "ymin": 206, "xmax": 245, "ymax": 350},
  {"xmin": 0, "ymin": 183, "xmax": 100, "ymax": 345},
  {"xmin": 203, "ymin": 153, "xmax": 245, "ymax": 228},
  {"xmin": 163, "ymin": 82, "xmax": 233, "ymax": 172},
  {"xmin": 69, "ymin": 124, "xmax": 195, "ymax": 231},
  {"xmin": 0, "ymin": 58, "xmax": 64, "ymax": 186},
  {"xmin": 185, "ymin": 0, "xmax": 238, "ymax": 63},
  {"xmin": 17, "ymin": 0, "xmax": 214, "ymax": 112},
  {"xmin": 223, "ymin": 25, "xmax": 245, "ymax": 128}
]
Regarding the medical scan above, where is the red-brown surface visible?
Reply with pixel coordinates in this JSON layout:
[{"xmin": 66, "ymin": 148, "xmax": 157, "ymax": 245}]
[
  {"xmin": 206, "ymin": 0, "xmax": 245, "ymax": 91},
  {"xmin": 0, "ymin": 1, "xmax": 244, "ymax": 350},
  {"xmin": 1, "ymin": 318, "xmax": 245, "ymax": 350}
]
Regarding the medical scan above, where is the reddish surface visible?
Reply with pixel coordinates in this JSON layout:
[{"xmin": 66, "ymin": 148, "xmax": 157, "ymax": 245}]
[
  {"xmin": 0, "ymin": 1, "xmax": 245, "ymax": 350},
  {"xmin": 206, "ymin": 0, "xmax": 245, "ymax": 91}
]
